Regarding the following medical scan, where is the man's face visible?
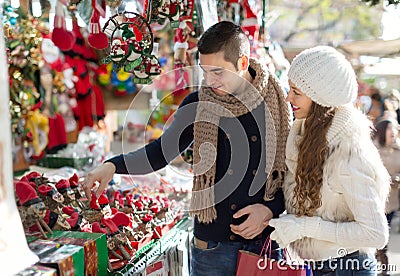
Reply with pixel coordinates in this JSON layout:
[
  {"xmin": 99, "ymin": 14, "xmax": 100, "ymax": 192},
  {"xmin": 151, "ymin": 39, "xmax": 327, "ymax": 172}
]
[{"xmin": 199, "ymin": 51, "xmax": 244, "ymax": 96}]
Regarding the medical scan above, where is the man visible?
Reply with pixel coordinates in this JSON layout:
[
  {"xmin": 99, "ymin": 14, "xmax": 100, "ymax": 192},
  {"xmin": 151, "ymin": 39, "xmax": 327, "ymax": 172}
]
[{"xmin": 84, "ymin": 21, "xmax": 290, "ymax": 275}]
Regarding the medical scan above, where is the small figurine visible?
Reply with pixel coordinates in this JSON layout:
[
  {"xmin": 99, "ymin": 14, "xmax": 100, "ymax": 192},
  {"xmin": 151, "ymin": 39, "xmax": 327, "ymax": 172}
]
[
  {"xmin": 55, "ymin": 179, "xmax": 76, "ymax": 206},
  {"xmin": 38, "ymin": 184, "xmax": 64, "ymax": 214},
  {"xmin": 15, "ymin": 181, "xmax": 53, "ymax": 238}
]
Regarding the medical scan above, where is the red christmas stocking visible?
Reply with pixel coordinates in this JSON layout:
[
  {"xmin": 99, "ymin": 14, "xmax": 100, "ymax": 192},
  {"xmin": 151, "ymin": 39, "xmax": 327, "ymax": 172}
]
[
  {"xmin": 88, "ymin": 9, "xmax": 109, "ymax": 50},
  {"xmin": 52, "ymin": 0, "xmax": 76, "ymax": 51}
]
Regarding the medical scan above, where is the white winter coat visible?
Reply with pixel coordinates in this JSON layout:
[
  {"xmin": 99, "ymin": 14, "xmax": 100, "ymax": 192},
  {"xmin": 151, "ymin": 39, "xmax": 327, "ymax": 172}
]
[{"xmin": 283, "ymin": 104, "xmax": 390, "ymax": 261}]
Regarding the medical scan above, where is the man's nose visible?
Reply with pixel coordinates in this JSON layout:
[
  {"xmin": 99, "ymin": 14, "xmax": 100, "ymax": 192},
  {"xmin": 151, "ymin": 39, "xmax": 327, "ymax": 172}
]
[{"xmin": 204, "ymin": 73, "xmax": 216, "ymax": 86}]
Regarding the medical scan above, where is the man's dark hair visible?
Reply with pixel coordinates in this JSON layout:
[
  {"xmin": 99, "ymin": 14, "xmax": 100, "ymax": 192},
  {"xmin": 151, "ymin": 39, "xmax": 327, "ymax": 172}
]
[{"xmin": 197, "ymin": 21, "xmax": 250, "ymax": 69}]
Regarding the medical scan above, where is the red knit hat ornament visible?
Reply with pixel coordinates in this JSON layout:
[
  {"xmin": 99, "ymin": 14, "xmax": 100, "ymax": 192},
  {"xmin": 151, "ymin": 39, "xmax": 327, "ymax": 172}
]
[
  {"xmin": 98, "ymin": 193, "xmax": 109, "ymax": 205},
  {"xmin": 15, "ymin": 181, "xmax": 41, "ymax": 206},
  {"xmin": 111, "ymin": 211, "xmax": 131, "ymax": 228},
  {"xmin": 101, "ymin": 217, "xmax": 119, "ymax": 233},
  {"xmin": 62, "ymin": 206, "xmax": 76, "ymax": 216},
  {"xmin": 55, "ymin": 179, "xmax": 71, "ymax": 194},
  {"xmin": 69, "ymin": 173, "xmax": 79, "ymax": 188},
  {"xmin": 90, "ymin": 192, "xmax": 101, "ymax": 210},
  {"xmin": 52, "ymin": 0, "xmax": 76, "ymax": 51},
  {"xmin": 38, "ymin": 184, "xmax": 55, "ymax": 196},
  {"xmin": 66, "ymin": 212, "xmax": 81, "ymax": 228},
  {"xmin": 92, "ymin": 222, "xmax": 108, "ymax": 234},
  {"xmin": 88, "ymin": 9, "xmax": 109, "ymax": 50}
]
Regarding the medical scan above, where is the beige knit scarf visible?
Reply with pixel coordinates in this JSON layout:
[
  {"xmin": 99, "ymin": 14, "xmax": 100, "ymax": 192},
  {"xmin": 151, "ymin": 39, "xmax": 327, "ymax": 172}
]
[{"xmin": 190, "ymin": 58, "xmax": 290, "ymax": 223}]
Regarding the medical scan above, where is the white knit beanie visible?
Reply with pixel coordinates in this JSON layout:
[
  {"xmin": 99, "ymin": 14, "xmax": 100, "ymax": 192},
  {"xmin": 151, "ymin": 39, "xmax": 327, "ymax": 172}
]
[{"xmin": 288, "ymin": 46, "xmax": 358, "ymax": 107}]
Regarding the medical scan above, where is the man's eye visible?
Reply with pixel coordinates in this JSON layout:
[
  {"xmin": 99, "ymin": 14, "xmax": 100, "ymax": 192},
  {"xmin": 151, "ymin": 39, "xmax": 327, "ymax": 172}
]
[{"xmin": 214, "ymin": 71, "xmax": 223, "ymax": 76}]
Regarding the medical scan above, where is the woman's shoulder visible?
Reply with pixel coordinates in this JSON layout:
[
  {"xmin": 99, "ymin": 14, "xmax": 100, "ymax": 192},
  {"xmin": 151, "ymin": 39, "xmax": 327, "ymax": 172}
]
[{"xmin": 327, "ymin": 105, "xmax": 372, "ymax": 147}]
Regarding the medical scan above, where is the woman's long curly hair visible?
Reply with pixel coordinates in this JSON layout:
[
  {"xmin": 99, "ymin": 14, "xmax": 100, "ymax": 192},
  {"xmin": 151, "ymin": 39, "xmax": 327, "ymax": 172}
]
[{"xmin": 293, "ymin": 102, "xmax": 336, "ymax": 216}]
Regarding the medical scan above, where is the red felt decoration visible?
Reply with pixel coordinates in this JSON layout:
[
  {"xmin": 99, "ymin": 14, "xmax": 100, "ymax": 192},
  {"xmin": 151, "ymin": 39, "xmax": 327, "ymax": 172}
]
[
  {"xmin": 98, "ymin": 193, "xmax": 109, "ymax": 205},
  {"xmin": 38, "ymin": 184, "xmax": 53, "ymax": 196},
  {"xmin": 111, "ymin": 212, "xmax": 131, "ymax": 227},
  {"xmin": 62, "ymin": 206, "xmax": 76, "ymax": 216},
  {"xmin": 69, "ymin": 173, "xmax": 79, "ymax": 188},
  {"xmin": 90, "ymin": 192, "xmax": 101, "ymax": 210},
  {"xmin": 66, "ymin": 212, "xmax": 80, "ymax": 227},
  {"xmin": 241, "ymin": 0, "xmax": 259, "ymax": 41},
  {"xmin": 15, "ymin": 181, "xmax": 40, "ymax": 205},
  {"xmin": 25, "ymin": 171, "xmax": 42, "ymax": 181},
  {"xmin": 88, "ymin": 9, "xmax": 109, "ymax": 50},
  {"xmin": 101, "ymin": 217, "xmax": 119, "ymax": 233},
  {"xmin": 47, "ymin": 113, "xmax": 67, "ymax": 152},
  {"xmin": 51, "ymin": 0, "xmax": 76, "ymax": 51},
  {"xmin": 92, "ymin": 222, "xmax": 108, "ymax": 234},
  {"xmin": 55, "ymin": 179, "xmax": 71, "ymax": 192}
]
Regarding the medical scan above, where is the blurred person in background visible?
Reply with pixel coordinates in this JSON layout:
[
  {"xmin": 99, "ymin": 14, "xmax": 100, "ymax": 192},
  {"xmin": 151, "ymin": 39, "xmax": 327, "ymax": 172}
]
[
  {"xmin": 368, "ymin": 88, "xmax": 384, "ymax": 124},
  {"xmin": 374, "ymin": 118, "xmax": 400, "ymax": 275}
]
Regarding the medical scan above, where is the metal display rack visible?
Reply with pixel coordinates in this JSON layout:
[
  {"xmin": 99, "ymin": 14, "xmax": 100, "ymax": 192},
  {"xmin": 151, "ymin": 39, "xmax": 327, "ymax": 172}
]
[{"xmin": 110, "ymin": 217, "xmax": 193, "ymax": 275}]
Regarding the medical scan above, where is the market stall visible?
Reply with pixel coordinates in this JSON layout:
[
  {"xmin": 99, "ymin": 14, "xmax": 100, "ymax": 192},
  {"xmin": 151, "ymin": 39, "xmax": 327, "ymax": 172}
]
[{"xmin": 0, "ymin": 0, "xmax": 292, "ymax": 274}]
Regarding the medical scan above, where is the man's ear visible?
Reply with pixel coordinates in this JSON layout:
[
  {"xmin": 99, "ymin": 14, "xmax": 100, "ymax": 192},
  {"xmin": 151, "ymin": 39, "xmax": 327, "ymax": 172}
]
[{"xmin": 237, "ymin": 54, "xmax": 249, "ymax": 71}]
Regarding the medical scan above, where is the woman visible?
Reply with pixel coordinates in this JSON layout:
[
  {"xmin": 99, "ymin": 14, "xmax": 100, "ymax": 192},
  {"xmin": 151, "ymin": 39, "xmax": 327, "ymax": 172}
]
[
  {"xmin": 269, "ymin": 46, "xmax": 390, "ymax": 275},
  {"xmin": 374, "ymin": 119, "xmax": 400, "ymax": 275}
]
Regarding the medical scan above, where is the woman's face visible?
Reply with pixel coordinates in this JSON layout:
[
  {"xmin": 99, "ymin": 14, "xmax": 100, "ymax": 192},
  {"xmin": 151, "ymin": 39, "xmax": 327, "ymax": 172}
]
[
  {"xmin": 386, "ymin": 122, "xmax": 396, "ymax": 146},
  {"xmin": 286, "ymin": 80, "xmax": 313, "ymax": 119}
]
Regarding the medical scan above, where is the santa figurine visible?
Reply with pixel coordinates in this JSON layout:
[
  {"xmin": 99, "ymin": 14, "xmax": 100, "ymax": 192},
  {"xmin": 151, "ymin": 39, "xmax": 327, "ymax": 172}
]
[
  {"xmin": 56, "ymin": 179, "xmax": 76, "ymax": 206},
  {"xmin": 15, "ymin": 181, "xmax": 52, "ymax": 238},
  {"xmin": 38, "ymin": 184, "xmax": 64, "ymax": 214}
]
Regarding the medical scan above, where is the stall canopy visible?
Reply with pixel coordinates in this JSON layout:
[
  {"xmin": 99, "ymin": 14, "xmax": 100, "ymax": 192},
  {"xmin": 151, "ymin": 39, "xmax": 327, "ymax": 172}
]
[{"xmin": 338, "ymin": 38, "xmax": 400, "ymax": 57}]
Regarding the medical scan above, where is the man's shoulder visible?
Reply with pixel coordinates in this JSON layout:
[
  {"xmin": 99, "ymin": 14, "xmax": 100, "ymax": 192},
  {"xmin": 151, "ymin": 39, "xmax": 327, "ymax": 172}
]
[{"xmin": 179, "ymin": 91, "xmax": 199, "ymax": 108}]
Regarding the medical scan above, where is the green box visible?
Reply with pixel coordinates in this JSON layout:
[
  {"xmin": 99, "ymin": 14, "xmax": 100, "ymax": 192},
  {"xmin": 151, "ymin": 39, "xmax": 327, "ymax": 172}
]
[
  {"xmin": 47, "ymin": 231, "xmax": 108, "ymax": 276},
  {"xmin": 37, "ymin": 156, "xmax": 91, "ymax": 169},
  {"xmin": 40, "ymin": 244, "xmax": 84, "ymax": 276},
  {"xmin": 51, "ymin": 237, "xmax": 98, "ymax": 276},
  {"xmin": 16, "ymin": 264, "xmax": 57, "ymax": 276}
]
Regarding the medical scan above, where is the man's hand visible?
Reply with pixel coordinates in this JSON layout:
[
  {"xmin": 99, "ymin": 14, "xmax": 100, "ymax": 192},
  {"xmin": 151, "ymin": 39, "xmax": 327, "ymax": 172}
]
[
  {"xmin": 83, "ymin": 162, "xmax": 116, "ymax": 201},
  {"xmin": 230, "ymin": 204, "xmax": 273, "ymax": 239}
]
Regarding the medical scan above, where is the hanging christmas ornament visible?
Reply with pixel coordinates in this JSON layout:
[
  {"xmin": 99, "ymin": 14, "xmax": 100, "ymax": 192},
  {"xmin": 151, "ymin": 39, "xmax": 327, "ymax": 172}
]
[
  {"xmin": 52, "ymin": 0, "xmax": 76, "ymax": 51},
  {"xmin": 88, "ymin": 9, "xmax": 109, "ymax": 49},
  {"xmin": 241, "ymin": 0, "xmax": 259, "ymax": 42},
  {"xmin": 144, "ymin": 0, "xmax": 192, "ymax": 28},
  {"xmin": 102, "ymin": 11, "xmax": 162, "ymax": 84}
]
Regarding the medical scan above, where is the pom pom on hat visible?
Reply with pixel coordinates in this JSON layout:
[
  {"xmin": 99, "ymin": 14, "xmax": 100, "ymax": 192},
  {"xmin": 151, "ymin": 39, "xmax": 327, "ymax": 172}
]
[
  {"xmin": 288, "ymin": 46, "xmax": 358, "ymax": 108},
  {"xmin": 15, "ymin": 181, "xmax": 41, "ymax": 206}
]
